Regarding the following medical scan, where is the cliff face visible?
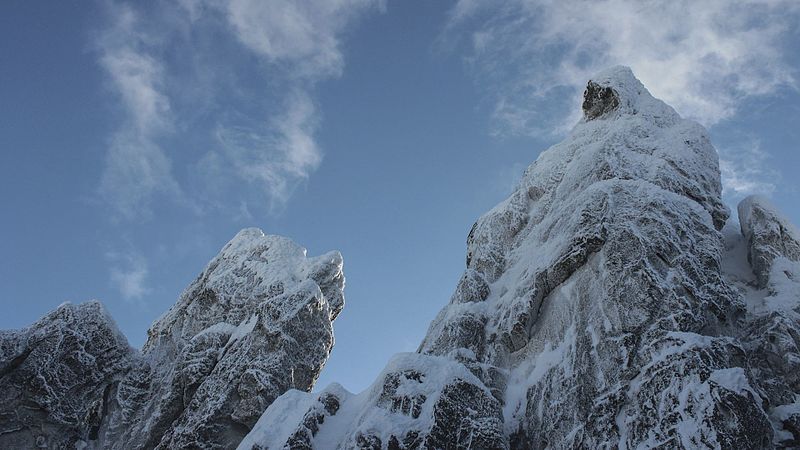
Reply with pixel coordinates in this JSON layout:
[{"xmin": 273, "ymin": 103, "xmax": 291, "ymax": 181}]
[
  {"xmin": 241, "ymin": 67, "xmax": 800, "ymax": 449},
  {"xmin": 0, "ymin": 229, "xmax": 344, "ymax": 449}
]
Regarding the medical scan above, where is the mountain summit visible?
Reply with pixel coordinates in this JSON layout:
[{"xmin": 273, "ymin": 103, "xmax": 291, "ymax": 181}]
[
  {"xmin": 1, "ymin": 67, "xmax": 799, "ymax": 449},
  {"xmin": 241, "ymin": 67, "xmax": 800, "ymax": 449}
]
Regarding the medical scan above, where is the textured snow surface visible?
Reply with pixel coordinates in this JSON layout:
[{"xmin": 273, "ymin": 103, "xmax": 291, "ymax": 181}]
[
  {"xmin": 0, "ymin": 229, "xmax": 345, "ymax": 449},
  {"xmin": 241, "ymin": 67, "xmax": 800, "ymax": 449}
]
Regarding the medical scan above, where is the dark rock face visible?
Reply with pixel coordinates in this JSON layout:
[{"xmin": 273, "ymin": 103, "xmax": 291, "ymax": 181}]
[
  {"xmin": 0, "ymin": 229, "xmax": 344, "ymax": 449},
  {"xmin": 583, "ymin": 80, "xmax": 620, "ymax": 119},
  {"xmin": 0, "ymin": 301, "xmax": 133, "ymax": 449}
]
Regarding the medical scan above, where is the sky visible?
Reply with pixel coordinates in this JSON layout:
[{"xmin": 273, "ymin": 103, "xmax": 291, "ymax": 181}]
[{"xmin": 1, "ymin": 0, "xmax": 799, "ymax": 393}]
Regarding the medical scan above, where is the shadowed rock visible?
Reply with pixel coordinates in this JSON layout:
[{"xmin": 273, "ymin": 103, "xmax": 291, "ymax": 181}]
[
  {"xmin": 583, "ymin": 80, "xmax": 620, "ymax": 119},
  {"xmin": 0, "ymin": 302, "xmax": 133, "ymax": 448}
]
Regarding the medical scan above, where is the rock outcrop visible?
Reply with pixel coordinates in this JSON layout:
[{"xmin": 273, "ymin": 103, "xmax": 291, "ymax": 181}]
[
  {"xmin": 732, "ymin": 196, "xmax": 800, "ymax": 447},
  {"xmin": 0, "ymin": 302, "xmax": 132, "ymax": 449},
  {"xmin": 241, "ymin": 67, "xmax": 799, "ymax": 449},
  {"xmin": 738, "ymin": 195, "xmax": 800, "ymax": 289},
  {"xmin": 0, "ymin": 229, "xmax": 344, "ymax": 449}
]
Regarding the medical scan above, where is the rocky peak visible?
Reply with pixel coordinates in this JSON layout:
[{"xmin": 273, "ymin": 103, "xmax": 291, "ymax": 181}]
[
  {"xmin": 240, "ymin": 67, "xmax": 796, "ymax": 449},
  {"xmin": 0, "ymin": 301, "xmax": 133, "ymax": 449},
  {"xmin": 0, "ymin": 229, "xmax": 344, "ymax": 450}
]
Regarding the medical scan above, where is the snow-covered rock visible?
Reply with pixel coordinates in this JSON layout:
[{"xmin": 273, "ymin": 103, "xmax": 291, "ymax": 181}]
[
  {"xmin": 738, "ymin": 195, "xmax": 800, "ymax": 289},
  {"xmin": 0, "ymin": 229, "xmax": 344, "ymax": 449},
  {"xmin": 241, "ymin": 67, "xmax": 797, "ymax": 449},
  {"xmin": 726, "ymin": 196, "xmax": 800, "ymax": 446},
  {"xmin": 4, "ymin": 67, "xmax": 799, "ymax": 449},
  {"xmin": 0, "ymin": 301, "xmax": 133, "ymax": 449}
]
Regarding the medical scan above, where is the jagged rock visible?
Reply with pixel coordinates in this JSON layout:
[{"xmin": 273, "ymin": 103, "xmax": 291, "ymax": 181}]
[
  {"xmin": 0, "ymin": 301, "xmax": 133, "ymax": 449},
  {"xmin": 723, "ymin": 196, "xmax": 800, "ymax": 447},
  {"xmin": 0, "ymin": 229, "xmax": 344, "ymax": 450},
  {"xmin": 582, "ymin": 80, "xmax": 620, "ymax": 120},
  {"xmin": 239, "ymin": 353, "xmax": 506, "ymax": 450},
  {"xmin": 241, "ymin": 67, "xmax": 793, "ymax": 449},
  {"xmin": 738, "ymin": 195, "xmax": 800, "ymax": 289}
]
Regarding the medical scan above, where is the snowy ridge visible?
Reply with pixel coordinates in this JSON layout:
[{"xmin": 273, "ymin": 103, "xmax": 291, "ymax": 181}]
[
  {"xmin": 241, "ymin": 67, "xmax": 800, "ymax": 449},
  {"xmin": 0, "ymin": 229, "xmax": 345, "ymax": 449},
  {"xmin": 240, "ymin": 352, "xmax": 504, "ymax": 449}
]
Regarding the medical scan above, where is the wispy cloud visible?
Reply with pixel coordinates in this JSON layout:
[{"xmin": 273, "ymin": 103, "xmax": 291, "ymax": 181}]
[
  {"xmin": 96, "ymin": 3, "xmax": 179, "ymax": 219},
  {"xmin": 210, "ymin": 0, "xmax": 381, "ymax": 207},
  {"xmin": 94, "ymin": 0, "xmax": 381, "ymax": 218},
  {"xmin": 443, "ymin": 0, "xmax": 800, "ymax": 135},
  {"xmin": 224, "ymin": 0, "xmax": 381, "ymax": 79},
  {"xmin": 107, "ymin": 249, "xmax": 151, "ymax": 302},
  {"xmin": 199, "ymin": 90, "xmax": 322, "ymax": 212},
  {"xmin": 718, "ymin": 137, "xmax": 779, "ymax": 201}
]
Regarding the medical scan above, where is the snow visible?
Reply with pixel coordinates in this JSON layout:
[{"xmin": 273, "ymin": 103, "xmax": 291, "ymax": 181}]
[
  {"xmin": 236, "ymin": 389, "xmax": 320, "ymax": 450},
  {"xmin": 708, "ymin": 367, "xmax": 756, "ymax": 397},
  {"xmin": 240, "ymin": 352, "xmax": 494, "ymax": 449},
  {"xmin": 764, "ymin": 257, "xmax": 800, "ymax": 316},
  {"xmin": 503, "ymin": 324, "xmax": 576, "ymax": 436}
]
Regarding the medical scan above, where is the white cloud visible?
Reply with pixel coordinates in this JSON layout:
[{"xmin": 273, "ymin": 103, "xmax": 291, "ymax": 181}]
[
  {"xmin": 100, "ymin": 133, "xmax": 180, "ymax": 219},
  {"xmin": 718, "ymin": 138, "xmax": 779, "ymax": 201},
  {"xmin": 202, "ymin": 89, "xmax": 322, "ymax": 210},
  {"xmin": 225, "ymin": 0, "xmax": 381, "ymax": 79},
  {"xmin": 95, "ymin": 0, "xmax": 380, "ymax": 219},
  {"xmin": 96, "ymin": 3, "xmax": 179, "ymax": 219},
  {"xmin": 107, "ymin": 250, "xmax": 151, "ymax": 302},
  {"xmin": 444, "ymin": 0, "xmax": 800, "ymax": 135}
]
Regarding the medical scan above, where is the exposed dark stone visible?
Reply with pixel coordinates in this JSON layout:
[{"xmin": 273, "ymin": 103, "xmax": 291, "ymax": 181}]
[{"xmin": 583, "ymin": 80, "xmax": 620, "ymax": 119}]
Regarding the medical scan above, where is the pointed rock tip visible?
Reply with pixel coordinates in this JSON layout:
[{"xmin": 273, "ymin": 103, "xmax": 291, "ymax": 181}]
[
  {"xmin": 223, "ymin": 227, "xmax": 272, "ymax": 252},
  {"xmin": 583, "ymin": 65, "xmax": 650, "ymax": 120}
]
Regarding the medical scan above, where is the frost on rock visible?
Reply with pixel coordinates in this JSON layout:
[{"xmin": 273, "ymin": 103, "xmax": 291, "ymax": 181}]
[
  {"xmin": 239, "ymin": 354, "xmax": 506, "ymax": 450},
  {"xmin": 241, "ymin": 66, "xmax": 796, "ymax": 449},
  {"xmin": 0, "ymin": 228, "xmax": 344, "ymax": 449},
  {"xmin": 738, "ymin": 195, "xmax": 800, "ymax": 289},
  {"xmin": 730, "ymin": 195, "xmax": 800, "ymax": 446},
  {"xmin": 0, "ymin": 301, "xmax": 133, "ymax": 449}
]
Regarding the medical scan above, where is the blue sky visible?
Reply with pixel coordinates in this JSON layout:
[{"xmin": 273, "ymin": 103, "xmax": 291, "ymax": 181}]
[{"xmin": 1, "ymin": 0, "xmax": 798, "ymax": 393}]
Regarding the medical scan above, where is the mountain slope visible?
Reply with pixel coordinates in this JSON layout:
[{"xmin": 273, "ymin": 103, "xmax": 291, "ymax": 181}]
[
  {"xmin": 241, "ymin": 67, "xmax": 800, "ymax": 449},
  {"xmin": 0, "ymin": 229, "xmax": 344, "ymax": 449}
]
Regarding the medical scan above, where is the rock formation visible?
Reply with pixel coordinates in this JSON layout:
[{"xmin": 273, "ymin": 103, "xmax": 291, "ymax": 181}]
[
  {"xmin": 240, "ymin": 67, "xmax": 800, "ymax": 449},
  {"xmin": 0, "ymin": 302, "xmax": 133, "ymax": 449},
  {"xmin": 0, "ymin": 229, "xmax": 344, "ymax": 449},
  {"xmin": 2, "ymin": 67, "xmax": 799, "ymax": 449}
]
